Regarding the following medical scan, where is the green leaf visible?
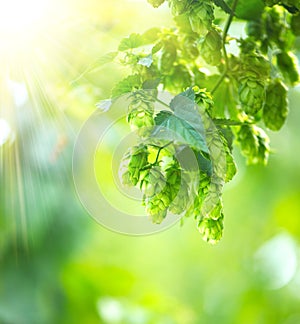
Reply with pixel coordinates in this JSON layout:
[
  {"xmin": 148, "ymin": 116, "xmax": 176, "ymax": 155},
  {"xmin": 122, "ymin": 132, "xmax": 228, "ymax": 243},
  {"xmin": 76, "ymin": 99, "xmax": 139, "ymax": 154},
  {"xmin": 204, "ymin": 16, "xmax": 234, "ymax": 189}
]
[
  {"xmin": 169, "ymin": 92, "xmax": 208, "ymax": 152},
  {"xmin": 170, "ymin": 88, "xmax": 195, "ymax": 107},
  {"xmin": 213, "ymin": 0, "xmax": 234, "ymax": 14},
  {"xmin": 153, "ymin": 110, "xmax": 209, "ymax": 153},
  {"xmin": 118, "ymin": 33, "xmax": 144, "ymax": 51},
  {"xmin": 111, "ymin": 74, "xmax": 142, "ymax": 98},
  {"xmin": 226, "ymin": 0, "xmax": 265, "ymax": 20},
  {"xmin": 142, "ymin": 79, "xmax": 161, "ymax": 89},
  {"xmin": 142, "ymin": 28, "xmax": 161, "ymax": 43}
]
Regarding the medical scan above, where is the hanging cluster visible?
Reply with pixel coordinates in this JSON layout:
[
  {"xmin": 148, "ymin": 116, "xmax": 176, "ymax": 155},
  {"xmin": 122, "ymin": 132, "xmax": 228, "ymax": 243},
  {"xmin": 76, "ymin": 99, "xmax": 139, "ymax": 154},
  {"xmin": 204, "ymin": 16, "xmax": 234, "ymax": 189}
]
[{"xmin": 94, "ymin": 0, "xmax": 300, "ymax": 243}]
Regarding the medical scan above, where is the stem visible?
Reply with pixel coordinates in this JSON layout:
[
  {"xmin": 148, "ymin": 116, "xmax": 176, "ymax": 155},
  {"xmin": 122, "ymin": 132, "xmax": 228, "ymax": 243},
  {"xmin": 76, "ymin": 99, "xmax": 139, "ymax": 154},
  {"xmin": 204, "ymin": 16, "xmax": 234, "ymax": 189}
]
[
  {"xmin": 156, "ymin": 98, "xmax": 170, "ymax": 108},
  {"xmin": 154, "ymin": 141, "xmax": 173, "ymax": 164},
  {"xmin": 211, "ymin": 0, "xmax": 239, "ymax": 95}
]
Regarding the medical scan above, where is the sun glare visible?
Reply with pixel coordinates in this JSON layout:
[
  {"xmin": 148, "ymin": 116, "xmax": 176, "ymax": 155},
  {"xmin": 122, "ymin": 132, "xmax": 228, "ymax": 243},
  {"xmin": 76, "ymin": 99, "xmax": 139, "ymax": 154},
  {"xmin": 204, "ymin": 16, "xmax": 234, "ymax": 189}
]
[{"xmin": 0, "ymin": 0, "xmax": 48, "ymax": 33}]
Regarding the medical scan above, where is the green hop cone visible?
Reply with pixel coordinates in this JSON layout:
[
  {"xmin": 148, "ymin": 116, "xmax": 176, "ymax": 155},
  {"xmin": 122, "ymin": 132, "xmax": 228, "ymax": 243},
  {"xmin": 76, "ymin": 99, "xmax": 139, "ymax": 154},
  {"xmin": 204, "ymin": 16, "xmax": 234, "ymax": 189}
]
[
  {"xmin": 188, "ymin": 0, "xmax": 214, "ymax": 36},
  {"xmin": 185, "ymin": 172, "xmax": 210, "ymax": 219},
  {"xmin": 263, "ymin": 79, "xmax": 288, "ymax": 131},
  {"xmin": 291, "ymin": 13, "xmax": 300, "ymax": 36},
  {"xmin": 193, "ymin": 86, "xmax": 214, "ymax": 115},
  {"xmin": 276, "ymin": 52, "xmax": 300, "ymax": 86},
  {"xmin": 127, "ymin": 96, "xmax": 155, "ymax": 136},
  {"xmin": 182, "ymin": 35, "xmax": 200, "ymax": 59},
  {"xmin": 165, "ymin": 163, "xmax": 190, "ymax": 215},
  {"xmin": 121, "ymin": 144, "xmax": 149, "ymax": 186},
  {"xmin": 164, "ymin": 64, "xmax": 192, "ymax": 92},
  {"xmin": 198, "ymin": 214, "xmax": 224, "ymax": 244},
  {"xmin": 169, "ymin": 0, "xmax": 192, "ymax": 15},
  {"xmin": 199, "ymin": 27, "xmax": 222, "ymax": 66},
  {"xmin": 141, "ymin": 166, "xmax": 171, "ymax": 224},
  {"xmin": 238, "ymin": 77, "xmax": 266, "ymax": 116},
  {"xmin": 159, "ymin": 43, "xmax": 177, "ymax": 73},
  {"xmin": 237, "ymin": 125, "xmax": 270, "ymax": 165},
  {"xmin": 147, "ymin": 0, "xmax": 165, "ymax": 8}
]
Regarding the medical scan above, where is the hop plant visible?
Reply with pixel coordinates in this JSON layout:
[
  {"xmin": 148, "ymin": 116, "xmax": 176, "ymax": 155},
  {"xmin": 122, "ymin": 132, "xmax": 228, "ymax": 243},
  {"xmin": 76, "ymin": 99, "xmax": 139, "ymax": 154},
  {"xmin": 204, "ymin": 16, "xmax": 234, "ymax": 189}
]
[
  {"xmin": 263, "ymin": 79, "xmax": 288, "ymax": 131},
  {"xmin": 188, "ymin": 0, "xmax": 214, "ymax": 36},
  {"xmin": 103, "ymin": 0, "xmax": 300, "ymax": 243},
  {"xmin": 199, "ymin": 27, "xmax": 222, "ymax": 66}
]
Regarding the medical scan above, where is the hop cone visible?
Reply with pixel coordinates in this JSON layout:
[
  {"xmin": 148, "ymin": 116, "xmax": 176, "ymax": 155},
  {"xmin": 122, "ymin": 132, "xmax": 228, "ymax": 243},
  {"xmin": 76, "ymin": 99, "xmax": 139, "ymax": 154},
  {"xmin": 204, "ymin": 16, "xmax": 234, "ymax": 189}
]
[
  {"xmin": 193, "ymin": 87, "xmax": 214, "ymax": 114},
  {"xmin": 121, "ymin": 144, "xmax": 149, "ymax": 186},
  {"xmin": 188, "ymin": 0, "xmax": 214, "ymax": 36},
  {"xmin": 141, "ymin": 166, "xmax": 171, "ymax": 224},
  {"xmin": 127, "ymin": 95, "xmax": 155, "ymax": 136},
  {"xmin": 237, "ymin": 125, "xmax": 270, "ymax": 165},
  {"xmin": 169, "ymin": 0, "xmax": 192, "ymax": 15},
  {"xmin": 164, "ymin": 65, "xmax": 191, "ymax": 92},
  {"xmin": 166, "ymin": 164, "xmax": 190, "ymax": 215},
  {"xmin": 185, "ymin": 172, "xmax": 210, "ymax": 219},
  {"xmin": 199, "ymin": 27, "xmax": 222, "ymax": 66},
  {"xmin": 238, "ymin": 77, "xmax": 266, "ymax": 116},
  {"xmin": 198, "ymin": 213, "xmax": 224, "ymax": 244},
  {"xmin": 263, "ymin": 79, "xmax": 288, "ymax": 131},
  {"xmin": 147, "ymin": 0, "xmax": 165, "ymax": 8},
  {"xmin": 276, "ymin": 52, "xmax": 299, "ymax": 86},
  {"xmin": 159, "ymin": 43, "xmax": 177, "ymax": 73}
]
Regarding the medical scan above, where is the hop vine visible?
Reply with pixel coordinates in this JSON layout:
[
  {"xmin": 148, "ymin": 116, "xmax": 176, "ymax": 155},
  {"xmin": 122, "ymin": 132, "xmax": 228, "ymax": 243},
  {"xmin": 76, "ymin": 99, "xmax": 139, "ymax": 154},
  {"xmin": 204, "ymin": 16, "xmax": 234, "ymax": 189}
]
[{"xmin": 93, "ymin": 0, "xmax": 300, "ymax": 243}]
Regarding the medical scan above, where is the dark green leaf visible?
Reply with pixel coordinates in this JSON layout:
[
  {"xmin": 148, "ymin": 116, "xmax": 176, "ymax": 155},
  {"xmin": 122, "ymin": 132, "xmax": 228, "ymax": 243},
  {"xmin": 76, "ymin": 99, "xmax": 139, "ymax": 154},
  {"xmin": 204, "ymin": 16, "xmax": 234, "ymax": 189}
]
[
  {"xmin": 153, "ymin": 110, "xmax": 209, "ymax": 153},
  {"xmin": 226, "ymin": 0, "xmax": 264, "ymax": 20},
  {"xmin": 213, "ymin": 0, "xmax": 234, "ymax": 15}
]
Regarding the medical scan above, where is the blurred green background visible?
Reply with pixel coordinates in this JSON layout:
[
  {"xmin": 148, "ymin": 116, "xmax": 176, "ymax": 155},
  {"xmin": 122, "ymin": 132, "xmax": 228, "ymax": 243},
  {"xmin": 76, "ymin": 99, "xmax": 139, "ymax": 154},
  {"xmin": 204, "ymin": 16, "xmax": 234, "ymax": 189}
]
[{"xmin": 0, "ymin": 1, "xmax": 300, "ymax": 323}]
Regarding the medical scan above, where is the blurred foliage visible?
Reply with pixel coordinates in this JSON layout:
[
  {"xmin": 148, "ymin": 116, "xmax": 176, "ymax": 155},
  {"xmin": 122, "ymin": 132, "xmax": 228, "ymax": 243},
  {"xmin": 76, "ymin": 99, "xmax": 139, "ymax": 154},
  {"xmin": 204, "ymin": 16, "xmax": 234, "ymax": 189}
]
[{"xmin": 0, "ymin": 0, "xmax": 300, "ymax": 323}]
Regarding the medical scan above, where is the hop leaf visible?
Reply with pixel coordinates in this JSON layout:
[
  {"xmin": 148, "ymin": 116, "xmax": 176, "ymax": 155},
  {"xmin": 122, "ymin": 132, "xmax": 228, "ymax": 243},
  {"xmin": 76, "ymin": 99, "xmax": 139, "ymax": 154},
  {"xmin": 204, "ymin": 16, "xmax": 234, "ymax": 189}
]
[
  {"xmin": 188, "ymin": 0, "xmax": 214, "ymax": 36},
  {"xmin": 263, "ymin": 79, "xmax": 288, "ymax": 131},
  {"xmin": 199, "ymin": 27, "xmax": 222, "ymax": 66},
  {"xmin": 238, "ymin": 77, "xmax": 266, "ymax": 116}
]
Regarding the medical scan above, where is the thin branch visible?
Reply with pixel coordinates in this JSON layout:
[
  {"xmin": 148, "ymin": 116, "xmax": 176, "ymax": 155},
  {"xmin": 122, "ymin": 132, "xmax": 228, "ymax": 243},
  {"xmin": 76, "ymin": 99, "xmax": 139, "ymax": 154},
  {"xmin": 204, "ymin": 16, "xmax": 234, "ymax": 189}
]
[{"xmin": 211, "ymin": 0, "xmax": 239, "ymax": 95}]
